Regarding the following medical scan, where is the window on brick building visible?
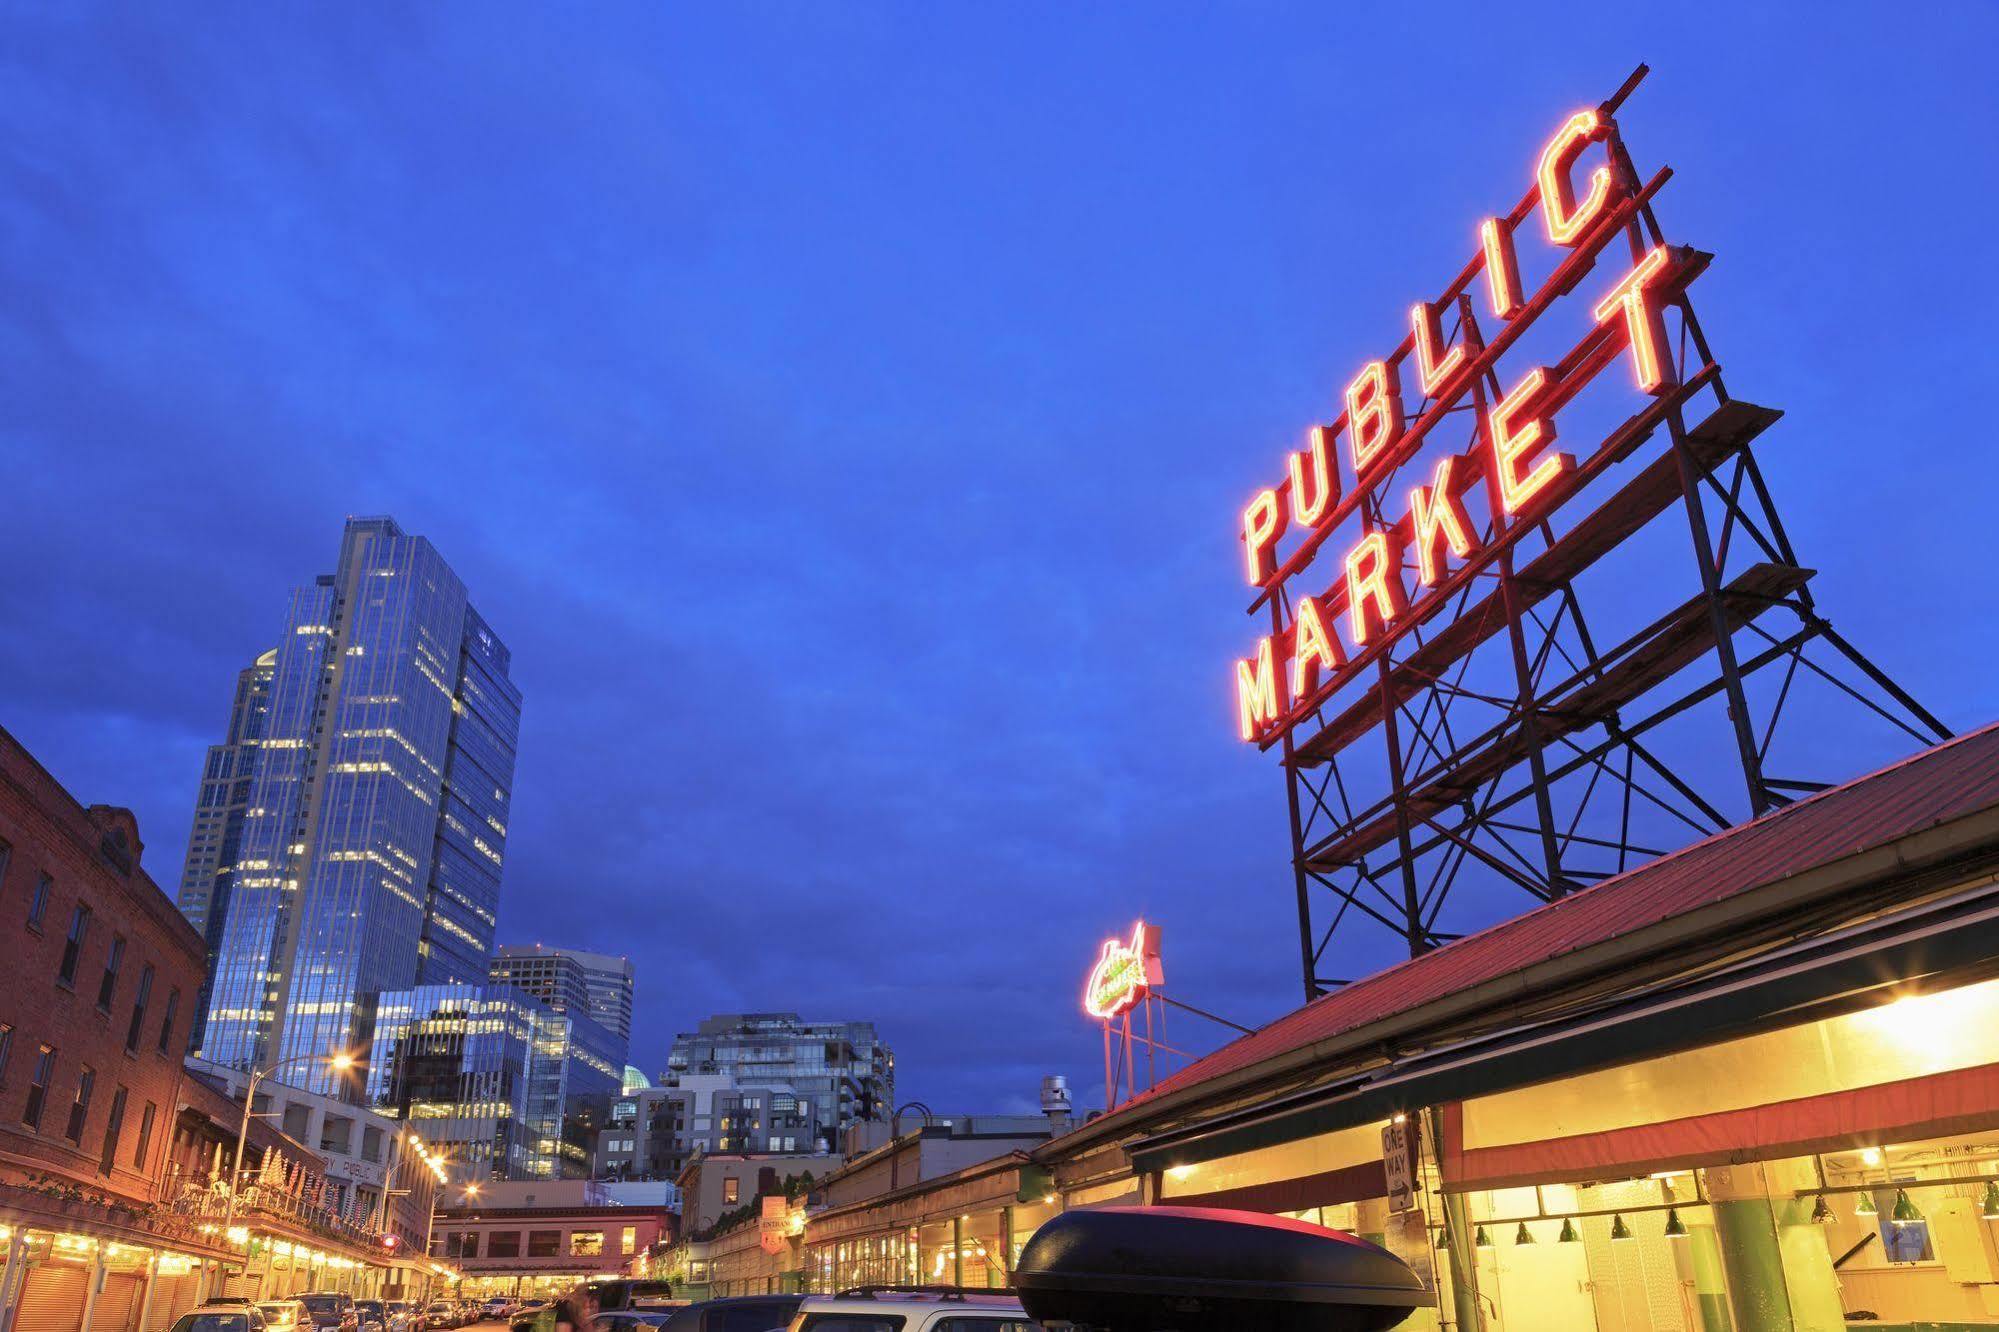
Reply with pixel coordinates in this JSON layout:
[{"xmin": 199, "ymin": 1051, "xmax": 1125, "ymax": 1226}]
[
  {"xmin": 97, "ymin": 936, "xmax": 124, "ymax": 1011},
  {"xmin": 58, "ymin": 903, "xmax": 90, "ymax": 985},
  {"xmin": 125, "ymin": 965, "xmax": 153, "ymax": 1054},
  {"xmin": 570, "ymin": 1232, "xmax": 603, "ymax": 1256},
  {"xmin": 157, "ymin": 989, "xmax": 180, "ymax": 1055},
  {"xmin": 723, "ymin": 1177, "xmax": 740, "ymax": 1204},
  {"xmin": 133, "ymin": 1101, "xmax": 156, "ymax": 1169},
  {"xmin": 487, "ymin": 1231, "xmax": 521, "ymax": 1258},
  {"xmin": 64, "ymin": 1064, "xmax": 93, "ymax": 1142},
  {"xmin": 26, "ymin": 874, "xmax": 49, "ymax": 931},
  {"xmin": 527, "ymin": 1230, "xmax": 560, "ymax": 1257},
  {"xmin": 99, "ymin": 1086, "xmax": 127, "ymax": 1174},
  {"xmin": 22, "ymin": 1045, "xmax": 54, "ymax": 1129}
]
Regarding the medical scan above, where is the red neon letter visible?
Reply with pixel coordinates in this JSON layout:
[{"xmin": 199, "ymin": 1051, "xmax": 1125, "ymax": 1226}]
[
  {"xmin": 1488, "ymin": 367, "xmax": 1572, "ymax": 515},
  {"xmin": 1480, "ymin": 218, "xmax": 1524, "ymax": 320},
  {"xmin": 1344, "ymin": 531, "xmax": 1407, "ymax": 646},
  {"xmin": 1538, "ymin": 109, "xmax": 1615, "ymax": 247},
  {"xmin": 1235, "ymin": 636, "xmax": 1282, "ymax": 741},
  {"xmin": 1242, "ymin": 488, "xmax": 1287, "ymax": 585},
  {"xmin": 1287, "ymin": 426, "xmax": 1339, "ymax": 526},
  {"xmin": 1592, "ymin": 245, "xmax": 1677, "ymax": 394},
  {"xmin": 1409, "ymin": 455, "xmax": 1474, "ymax": 588},
  {"xmin": 1289, "ymin": 594, "xmax": 1345, "ymax": 699},
  {"xmin": 1410, "ymin": 299, "xmax": 1468, "ymax": 398},
  {"xmin": 1344, "ymin": 360, "xmax": 1404, "ymax": 478}
]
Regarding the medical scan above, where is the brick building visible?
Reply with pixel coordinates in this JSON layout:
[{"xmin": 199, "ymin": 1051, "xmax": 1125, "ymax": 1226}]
[
  {"xmin": 0, "ymin": 722, "xmax": 225, "ymax": 1328},
  {"xmin": 430, "ymin": 1182, "xmax": 673, "ymax": 1302}
]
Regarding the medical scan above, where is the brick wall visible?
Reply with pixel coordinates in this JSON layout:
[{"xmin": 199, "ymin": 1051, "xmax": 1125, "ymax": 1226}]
[{"xmin": 0, "ymin": 723, "xmax": 205, "ymax": 1207}]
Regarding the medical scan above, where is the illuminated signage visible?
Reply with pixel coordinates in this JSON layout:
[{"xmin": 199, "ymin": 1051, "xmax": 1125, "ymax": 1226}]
[
  {"xmin": 1084, "ymin": 921, "xmax": 1163, "ymax": 1020},
  {"xmin": 1232, "ymin": 99, "xmax": 1701, "ymax": 747}
]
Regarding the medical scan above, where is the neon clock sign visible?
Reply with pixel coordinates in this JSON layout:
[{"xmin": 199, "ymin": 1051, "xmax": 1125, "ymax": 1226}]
[{"xmin": 1232, "ymin": 100, "xmax": 1699, "ymax": 747}]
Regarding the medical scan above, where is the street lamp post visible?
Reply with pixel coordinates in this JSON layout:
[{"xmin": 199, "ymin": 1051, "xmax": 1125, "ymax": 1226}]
[{"xmin": 219, "ymin": 1051, "xmax": 354, "ymax": 1289}]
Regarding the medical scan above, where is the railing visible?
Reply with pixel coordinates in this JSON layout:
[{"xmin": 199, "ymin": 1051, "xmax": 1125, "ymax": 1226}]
[{"xmin": 171, "ymin": 1180, "xmax": 390, "ymax": 1252}]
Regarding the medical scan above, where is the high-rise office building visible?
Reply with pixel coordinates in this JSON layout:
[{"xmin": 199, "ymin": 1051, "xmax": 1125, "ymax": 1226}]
[
  {"xmin": 365, "ymin": 982, "xmax": 622, "ymax": 1184},
  {"xmin": 491, "ymin": 944, "xmax": 635, "ymax": 1048},
  {"xmin": 192, "ymin": 517, "xmax": 522, "ymax": 1094},
  {"xmin": 176, "ymin": 647, "xmax": 277, "ymax": 1038},
  {"xmin": 664, "ymin": 1014, "xmax": 893, "ymax": 1150}
]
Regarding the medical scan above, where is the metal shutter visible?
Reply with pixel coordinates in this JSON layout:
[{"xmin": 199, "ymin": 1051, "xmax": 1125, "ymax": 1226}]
[
  {"xmin": 87, "ymin": 1272, "xmax": 139, "ymax": 1332},
  {"xmin": 14, "ymin": 1264, "xmax": 88, "ymax": 1332},
  {"xmin": 140, "ymin": 1273, "xmax": 200, "ymax": 1332}
]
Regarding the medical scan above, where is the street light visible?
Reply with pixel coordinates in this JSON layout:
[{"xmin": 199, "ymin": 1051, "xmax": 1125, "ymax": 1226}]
[{"xmin": 220, "ymin": 1050, "xmax": 356, "ymax": 1275}]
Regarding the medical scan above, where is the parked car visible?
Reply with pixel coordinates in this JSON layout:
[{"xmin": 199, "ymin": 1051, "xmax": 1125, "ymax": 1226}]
[
  {"xmin": 481, "ymin": 1297, "xmax": 514, "ymax": 1319},
  {"xmin": 419, "ymin": 1301, "xmax": 461, "ymax": 1329},
  {"xmin": 507, "ymin": 1300, "xmax": 547, "ymax": 1332},
  {"xmin": 171, "ymin": 1307, "xmax": 270, "ymax": 1332},
  {"xmin": 293, "ymin": 1294, "xmax": 360, "ymax": 1332},
  {"xmin": 658, "ymin": 1295, "xmax": 802, "ymax": 1332},
  {"xmin": 257, "ymin": 1301, "xmax": 308, "ymax": 1332},
  {"xmin": 353, "ymin": 1300, "xmax": 389, "ymax": 1332},
  {"xmin": 785, "ymin": 1291, "xmax": 1036, "ymax": 1332},
  {"xmin": 383, "ymin": 1303, "xmax": 415, "ymax": 1332}
]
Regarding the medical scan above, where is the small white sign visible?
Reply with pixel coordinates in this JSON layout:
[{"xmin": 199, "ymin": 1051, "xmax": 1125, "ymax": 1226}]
[{"xmin": 1382, "ymin": 1120, "xmax": 1418, "ymax": 1214}]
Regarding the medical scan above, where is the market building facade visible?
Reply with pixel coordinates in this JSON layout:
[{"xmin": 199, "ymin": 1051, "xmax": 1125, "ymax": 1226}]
[{"xmin": 1036, "ymin": 724, "xmax": 1999, "ymax": 1331}]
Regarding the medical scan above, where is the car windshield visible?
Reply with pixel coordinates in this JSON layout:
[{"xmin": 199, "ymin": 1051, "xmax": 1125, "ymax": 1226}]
[
  {"xmin": 174, "ymin": 1317, "xmax": 255, "ymax": 1332},
  {"xmin": 300, "ymin": 1298, "xmax": 342, "ymax": 1311}
]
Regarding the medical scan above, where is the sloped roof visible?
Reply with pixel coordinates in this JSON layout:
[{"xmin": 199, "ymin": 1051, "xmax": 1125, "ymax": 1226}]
[{"xmin": 1103, "ymin": 720, "xmax": 1999, "ymax": 1127}]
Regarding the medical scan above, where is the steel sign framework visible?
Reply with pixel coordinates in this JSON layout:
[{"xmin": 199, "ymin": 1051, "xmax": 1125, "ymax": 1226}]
[{"xmin": 1231, "ymin": 66, "xmax": 1949, "ymax": 999}]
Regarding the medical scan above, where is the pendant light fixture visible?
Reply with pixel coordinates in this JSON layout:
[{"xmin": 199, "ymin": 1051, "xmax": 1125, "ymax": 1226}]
[
  {"xmin": 1663, "ymin": 1209, "xmax": 1688, "ymax": 1239},
  {"xmin": 1473, "ymin": 1225, "xmax": 1493, "ymax": 1248},
  {"xmin": 1610, "ymin": 1214, "xmax": 1634, "ymax": 1242},
  {"xmin": 1855, "ymin": 1191, "xmax": 1878, "ymax": 1217},
  {"xmin": 1557, "ymin": 1218, "xmax": 1580, "ymax": 1243},
  {"xmin": 1810, "ymin": 1194, "xmax": 1835, "ymax": 1225},
  {"xmin": 1982, "ymin": 1182, "xmax": 1999, "ymax": 1220},
  {"xmin": 1514, "ymin": 1223, "xmax": 1535, "ymax": 1245},
  {"xmin": 1890, "ymin": 1189, "xmax": 1922, "ymax": 1226}
]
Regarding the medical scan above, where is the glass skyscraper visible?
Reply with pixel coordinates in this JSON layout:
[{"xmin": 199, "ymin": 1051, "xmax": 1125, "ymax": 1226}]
[
  {"xmin": 177, "ymin": 646, "xmax": 277, "ymax": 1041},
  {"xmin": 491, "ymin": 944, "xmax": 635, "ymax": 1049},
  {"xmin": 191, "ymin": 517, "xmax": 521, "ymax": 1095},
  {"xmin": 365, "ymin": 983, "xmax": 622, "ymax": 1184}
]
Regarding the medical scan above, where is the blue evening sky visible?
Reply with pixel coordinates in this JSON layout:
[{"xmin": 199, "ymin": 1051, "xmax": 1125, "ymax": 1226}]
[{"xmin": 2, "ymin": 4, "xmax": 1994, "ymax": 1113}]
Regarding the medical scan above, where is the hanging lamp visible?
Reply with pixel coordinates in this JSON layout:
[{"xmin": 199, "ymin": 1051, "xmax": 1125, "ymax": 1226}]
[
  {"xmin": 1514, "ymin": 1222, "xmax": 1534, "ymax": 1245},
  {"xmin": 1663, "ymin": 1209, "xmax": 1688, "ymax": 1239},
  {"xmin": 1610, "ymin": 1213, "xmax": 1634, "ymax": 1242},
  {"xmin": 1557, "ymin": 1218, "xmax": 1580, "ymax": 1243},
  {"xmin": 1891, "ymin": 1189, "xmax": 1922, "ymax": 1226}
]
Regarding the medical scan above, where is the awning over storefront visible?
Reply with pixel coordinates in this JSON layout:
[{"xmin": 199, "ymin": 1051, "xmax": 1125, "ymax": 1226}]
[
  {"xmin": 1127, "ymin": 857, "xmax": 1999, "ymax": 1174},
  {"xmin": 1080, "ymin": 722, "xmax": 1999, "ymax": 1176}
]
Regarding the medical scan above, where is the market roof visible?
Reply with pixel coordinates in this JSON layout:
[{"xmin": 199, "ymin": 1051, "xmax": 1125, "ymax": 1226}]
[{"xmin": 1093, "ymin": 719, "xmax": 1999, "ymax": 1131}]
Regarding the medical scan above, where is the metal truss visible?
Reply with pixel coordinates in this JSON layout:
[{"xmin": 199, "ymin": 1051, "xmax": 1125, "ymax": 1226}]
[{"xmin": 1279, "ymin": 93, "xmax": 1949, "ymax": 999}]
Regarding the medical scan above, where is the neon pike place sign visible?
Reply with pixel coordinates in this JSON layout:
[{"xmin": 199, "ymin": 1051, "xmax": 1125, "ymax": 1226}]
[
  {"xmin": 1233, "ymin": 95, "xmax": 1700, "ymax": 748},
  {"xmin": 1084, "ymin": 921, "xmax": 1162, "ymax": 1021}
]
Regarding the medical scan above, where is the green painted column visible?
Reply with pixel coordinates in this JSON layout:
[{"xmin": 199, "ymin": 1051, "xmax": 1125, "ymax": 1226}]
[
  {"xmin": 1711, "ymin": 1201, "xmax": 1790, "ymax": 1332},
  {"xmin": 1706, "ymin": 1161, "xmax": 1846, "ymax": 1332},
  {"xmin": 1685, "ymin": 1223, "xmax": 1735, "ymax": 1332},
  {"xmin": 1424, "ymin": 1109, "xmax": 1482, "ymax": 1332}
]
